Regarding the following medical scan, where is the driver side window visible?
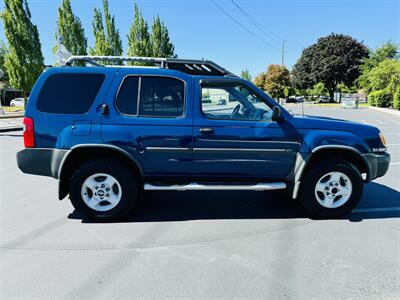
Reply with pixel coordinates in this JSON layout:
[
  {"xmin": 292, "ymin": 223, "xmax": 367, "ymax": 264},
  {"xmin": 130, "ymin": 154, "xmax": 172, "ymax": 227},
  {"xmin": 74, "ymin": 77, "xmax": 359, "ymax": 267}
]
[{"xmin": 201, "ymin": 84, "xmax": 272, "ymax": 121}]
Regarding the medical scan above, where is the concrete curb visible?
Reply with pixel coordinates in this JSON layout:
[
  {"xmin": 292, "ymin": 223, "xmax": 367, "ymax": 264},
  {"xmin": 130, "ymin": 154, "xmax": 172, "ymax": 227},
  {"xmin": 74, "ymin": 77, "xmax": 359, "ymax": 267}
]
[
  {"xmin": 369, "ymin": 106, "xmax": 400, "ymax": 117},
  {"xmin": 0, "ymin": 126, "xmax": 23, "ymax": 133},
  {"xmin": 0, "ymin": 114, "xmax": 24, "ymax": 119}
]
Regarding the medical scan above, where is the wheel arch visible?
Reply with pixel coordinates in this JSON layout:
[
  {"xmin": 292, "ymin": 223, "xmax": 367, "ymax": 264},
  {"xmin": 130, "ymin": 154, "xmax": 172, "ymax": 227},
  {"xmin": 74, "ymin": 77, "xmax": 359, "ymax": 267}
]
[
  {"xmin": 292, "ymin": 145, "xmax": 371, "ymax": 199},
  {"xmin": 58, "ymin": 144, "xmax": 143, "ymax": 200}
]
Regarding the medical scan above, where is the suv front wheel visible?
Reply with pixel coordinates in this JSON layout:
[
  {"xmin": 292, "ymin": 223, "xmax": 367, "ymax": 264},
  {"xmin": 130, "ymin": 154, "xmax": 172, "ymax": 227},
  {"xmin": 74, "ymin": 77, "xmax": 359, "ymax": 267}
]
[
  {"xmin": 299, "ymin": 159, "xmax": 363, "ymax": 218},
  {"xmin": 69, "ymin": 158, "xmax": 138, "ymax": 221}
]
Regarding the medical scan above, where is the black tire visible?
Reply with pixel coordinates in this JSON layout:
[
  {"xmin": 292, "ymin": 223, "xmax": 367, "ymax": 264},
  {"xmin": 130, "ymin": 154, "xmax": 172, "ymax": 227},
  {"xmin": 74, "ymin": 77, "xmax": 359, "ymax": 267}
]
[
  {"xmin": 298, "ymin": 159, "xmax": 363, "ymax": 219},
  {"xmin": 69, "ymin": 158, "xmax": 138, "ymax": 221}
]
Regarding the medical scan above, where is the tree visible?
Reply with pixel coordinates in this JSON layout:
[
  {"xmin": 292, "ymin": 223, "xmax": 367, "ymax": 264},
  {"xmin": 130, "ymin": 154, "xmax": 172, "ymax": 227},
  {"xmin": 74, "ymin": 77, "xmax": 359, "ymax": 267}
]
[
  {"xmin": 90, "ymin": 0, "xmax": 123, "ymax": 61},
  {"xmin": 127, "ymin": 3, "xmax": 152, "ymax": 62},
  {"xmin": 264, "ymin": 64, "xmax": 290, "ymax": 99},
  {"xmin": 365, "ymin": 59, "xmax": 400, "ymax": 92},
  {"xmin": 240, "ymin": 69, "xmax": 252, "ymax": 81},
  {"xmin": 90, "ymin": 9, "xmax": 107, "ymax": 57},
  {"xmin": 151, "ymin": 15, "xmax": 175, "ymax": 58},
  {"xmin": 291, "ymin": 33, "xmax": 369, "ymax": 101},
  {"xmin": 358, "ymin": 42, "xmax": 399, "ymax": 91},
  {"xmin": 306, "ymin": 82, "xmax": 327, "ymax": 97},
  {"xmin": 253, "ymin": 72, "xmax": 266, "ymax": 90},
  {"xmin": 0, "ymin": 41, "xmax": 9, "ymax": 84},
  {"xmin": 365, "ymin": 59, "xmax": 400, "ymax": 107},
  {"xmin": 55, "ymin": 0, "xmax": 87, "ymax": 56},
  {"xmin": 1, "ymin": 0, "xmax": 44, "ymax": 97}
]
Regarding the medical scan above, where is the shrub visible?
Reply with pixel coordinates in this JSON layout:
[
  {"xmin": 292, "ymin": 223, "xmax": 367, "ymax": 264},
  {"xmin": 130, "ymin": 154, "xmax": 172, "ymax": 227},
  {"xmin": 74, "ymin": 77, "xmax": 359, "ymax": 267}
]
[
  {"xmin": 368, "ymin": 90, "xmax": 392, "ymax": 107},
  {"xmin": 394, "ymin": 86, "xmax": 400, "ymax": 110},
  {"xmin": 368, "ymin": 92, "xmax": 376, "ymax": 106}
]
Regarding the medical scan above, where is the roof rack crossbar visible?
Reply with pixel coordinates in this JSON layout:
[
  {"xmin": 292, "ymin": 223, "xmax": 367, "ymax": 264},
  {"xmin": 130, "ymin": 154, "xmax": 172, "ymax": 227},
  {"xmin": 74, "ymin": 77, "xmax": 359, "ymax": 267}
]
[{"xmin": 64, "ymin": 56, "xmax": 236, "ymax": 76}]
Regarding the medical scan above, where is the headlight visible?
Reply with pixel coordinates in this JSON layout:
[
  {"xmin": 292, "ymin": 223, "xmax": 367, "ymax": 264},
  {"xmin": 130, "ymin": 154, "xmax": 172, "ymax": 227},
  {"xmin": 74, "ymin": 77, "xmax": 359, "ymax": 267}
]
[{"xmin": 379, "ymin": 133, "xmax": 387, "ymax": 147}]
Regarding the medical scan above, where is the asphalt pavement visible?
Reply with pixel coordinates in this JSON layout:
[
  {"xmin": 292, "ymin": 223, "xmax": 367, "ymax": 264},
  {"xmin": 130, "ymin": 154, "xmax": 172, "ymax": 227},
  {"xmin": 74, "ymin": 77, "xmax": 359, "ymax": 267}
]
[{"xmin": 0, "ymin": 105, "xmax": 399, "ymax": 299}]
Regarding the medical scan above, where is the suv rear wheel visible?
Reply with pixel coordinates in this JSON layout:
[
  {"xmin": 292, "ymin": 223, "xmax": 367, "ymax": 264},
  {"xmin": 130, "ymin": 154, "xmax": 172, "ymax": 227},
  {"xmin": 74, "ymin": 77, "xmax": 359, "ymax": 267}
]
[
  {"xmin": 299, "ymin": 159, "xmax": 363, "ymax": 218},
  {"xmin": 69, "ymin": 158, "xmax": 138, "ymax": 221}
]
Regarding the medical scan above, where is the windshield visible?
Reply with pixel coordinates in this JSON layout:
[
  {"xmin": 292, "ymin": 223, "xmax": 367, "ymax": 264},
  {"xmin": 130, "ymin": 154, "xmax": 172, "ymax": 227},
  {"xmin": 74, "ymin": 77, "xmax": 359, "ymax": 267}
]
[{"xmin": 201, "ymin": 84, "xmax": 273, "ymax": 121}]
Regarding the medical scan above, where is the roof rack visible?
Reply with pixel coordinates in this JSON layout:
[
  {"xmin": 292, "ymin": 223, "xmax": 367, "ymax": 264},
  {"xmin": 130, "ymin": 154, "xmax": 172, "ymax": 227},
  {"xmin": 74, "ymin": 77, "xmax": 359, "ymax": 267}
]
[{"xmin": 64, "ymin": 56, "xmax": 236, "ymax": 77}]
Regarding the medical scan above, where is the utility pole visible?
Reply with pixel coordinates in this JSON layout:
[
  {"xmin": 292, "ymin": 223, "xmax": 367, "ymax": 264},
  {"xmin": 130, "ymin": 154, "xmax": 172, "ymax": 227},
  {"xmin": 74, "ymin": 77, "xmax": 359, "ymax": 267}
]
[{"xmin": 281, "ymin": 40, "xmax": 285, "ymax": 66}]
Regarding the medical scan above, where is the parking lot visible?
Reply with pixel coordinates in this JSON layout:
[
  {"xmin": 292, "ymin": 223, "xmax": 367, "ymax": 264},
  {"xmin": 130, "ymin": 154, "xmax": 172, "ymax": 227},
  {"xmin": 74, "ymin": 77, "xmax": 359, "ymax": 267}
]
[{"xmin": 0, "ymin": 105, "xmax": 399, "ymax": 299}]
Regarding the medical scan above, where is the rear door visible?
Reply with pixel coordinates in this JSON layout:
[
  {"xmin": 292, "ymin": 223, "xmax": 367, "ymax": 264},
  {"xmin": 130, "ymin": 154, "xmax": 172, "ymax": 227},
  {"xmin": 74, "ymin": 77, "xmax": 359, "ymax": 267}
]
[
  {"xmin": 101, "ymin": 70, "xmax": 193, "ymax": 178},
  {"xmin": 31, "ymin": 68, "xmax": 114, "ymax": 148},
  {"xmin": 192, "ymin": 79, "xmax": 300, "ymax": 180}
]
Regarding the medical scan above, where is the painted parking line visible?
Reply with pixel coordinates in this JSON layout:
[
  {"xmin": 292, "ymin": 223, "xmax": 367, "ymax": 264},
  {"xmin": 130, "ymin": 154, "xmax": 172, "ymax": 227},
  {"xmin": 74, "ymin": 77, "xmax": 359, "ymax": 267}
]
[
  {"xmin": 376, "ymin": 120, "xmax": 384, "ymax": 124},
  {"xmin": 390, "ymin": 162, "xmax": 400, "ymax": 165},
  {"xmin": 351, "ymin": 207, "xmax": 400, "ymax": 213},
  {"xmin": 390, "ymin": 119, "xmax": 400, "ymax": 124}
]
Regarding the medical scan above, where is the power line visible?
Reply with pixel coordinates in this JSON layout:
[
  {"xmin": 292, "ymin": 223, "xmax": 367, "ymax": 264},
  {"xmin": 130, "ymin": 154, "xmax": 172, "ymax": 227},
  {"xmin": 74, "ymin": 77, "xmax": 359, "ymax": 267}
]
[
  {"xmin": 229, "ymin": 0, "xmax": 282, "ymax": 46},
  {"xmin": 229, "ymin": 0, "xmax": 299, "ymax": 54},
  {"xmin": 228, "ymin": 0, "xmax": 303, "ymax": 66},
  {"xmin": 209, "ymin": 0, "xmax": 281, "ymax": 51}
]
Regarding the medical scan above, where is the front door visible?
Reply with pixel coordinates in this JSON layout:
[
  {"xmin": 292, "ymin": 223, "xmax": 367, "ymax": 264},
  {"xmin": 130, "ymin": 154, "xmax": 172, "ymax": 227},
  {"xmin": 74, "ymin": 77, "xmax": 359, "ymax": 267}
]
[{"xmin": 193, "ymin": 80, "xmax": 300, "ymax": 180}]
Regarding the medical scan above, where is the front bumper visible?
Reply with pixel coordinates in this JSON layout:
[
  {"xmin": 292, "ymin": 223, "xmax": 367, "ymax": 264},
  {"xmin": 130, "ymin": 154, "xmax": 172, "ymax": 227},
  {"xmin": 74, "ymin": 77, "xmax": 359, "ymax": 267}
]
[
  {"xmin": 16, "ymin": 148, "xmax": 69, "ymax": 179},
  {"xmin": 362, "ymin": 152, "xmax": 390, "ymax": 181}
]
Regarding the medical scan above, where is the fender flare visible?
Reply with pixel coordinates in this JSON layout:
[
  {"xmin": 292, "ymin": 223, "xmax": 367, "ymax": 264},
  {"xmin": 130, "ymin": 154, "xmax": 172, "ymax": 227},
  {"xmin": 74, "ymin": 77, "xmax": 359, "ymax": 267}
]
[
  {"xmin": 291, "ymin": 145, "xmax": 371, "ymax": 199},
  {"xmin": 58, "ymin": 143, "xmax": 143, "ymax": 200}
]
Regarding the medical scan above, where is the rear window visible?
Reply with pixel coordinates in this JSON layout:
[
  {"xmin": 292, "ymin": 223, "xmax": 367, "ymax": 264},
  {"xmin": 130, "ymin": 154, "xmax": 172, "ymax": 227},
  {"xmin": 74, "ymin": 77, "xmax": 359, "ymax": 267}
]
[
  {"xmin": 139, "ymin": 77, "xmax": 184, "ymax": 117},
  {"xmin": 115, "ymin": 76, "xmax": 139, "ymax": 115},
  {"xmin": 36, "ymin": 73, "xmax": 105, "ymax": 114},
  {"xmin": 115, "ymin": 76, "xmax": 185, "ymax": 117}
]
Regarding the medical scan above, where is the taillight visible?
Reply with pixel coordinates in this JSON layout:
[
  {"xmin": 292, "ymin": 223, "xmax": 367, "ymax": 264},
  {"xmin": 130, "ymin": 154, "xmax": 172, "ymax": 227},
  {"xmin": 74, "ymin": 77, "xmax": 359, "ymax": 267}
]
[{"xmin": 23, "ymin": 117, "xmax": 35, "ymax": 148}]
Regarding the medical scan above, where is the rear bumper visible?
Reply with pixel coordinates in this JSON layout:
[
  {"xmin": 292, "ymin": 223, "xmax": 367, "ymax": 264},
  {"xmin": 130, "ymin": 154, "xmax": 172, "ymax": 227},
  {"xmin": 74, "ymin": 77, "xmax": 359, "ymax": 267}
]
[
  {"xmin": 362, "ymin": 152, "xmax": 390, "ymax": 181},
  {"xmin": 16, "ymin": 148, "xmax": 69, "ymax": 179}
]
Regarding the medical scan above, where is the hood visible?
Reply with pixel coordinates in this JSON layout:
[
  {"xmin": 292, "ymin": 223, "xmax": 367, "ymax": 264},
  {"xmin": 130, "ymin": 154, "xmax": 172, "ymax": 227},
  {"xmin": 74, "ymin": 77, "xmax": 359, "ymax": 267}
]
[{"xmin": 291, "ymin": 114, "xmax": 380, "ymax": 139}]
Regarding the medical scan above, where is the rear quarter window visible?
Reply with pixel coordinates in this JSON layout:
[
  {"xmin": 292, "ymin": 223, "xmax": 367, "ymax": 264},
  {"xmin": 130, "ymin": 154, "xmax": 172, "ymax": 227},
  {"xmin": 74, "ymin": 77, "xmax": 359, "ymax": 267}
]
[{"xmin": 36, "ymin": 73, "xmax": 105, "ymax": 114}]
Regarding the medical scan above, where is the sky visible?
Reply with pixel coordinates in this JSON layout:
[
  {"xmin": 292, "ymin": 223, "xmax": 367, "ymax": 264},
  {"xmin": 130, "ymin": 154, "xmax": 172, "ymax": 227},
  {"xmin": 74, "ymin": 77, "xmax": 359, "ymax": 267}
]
[{"xmin": 0, "ymin": 0, "xmax": 399, "ymax": 77}]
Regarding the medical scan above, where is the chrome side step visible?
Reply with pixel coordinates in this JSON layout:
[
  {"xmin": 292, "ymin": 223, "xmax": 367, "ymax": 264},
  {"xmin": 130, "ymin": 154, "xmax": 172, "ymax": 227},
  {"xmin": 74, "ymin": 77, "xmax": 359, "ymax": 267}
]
[{"xmin": 144, "ymin": 182, "xmax": 286, "ymax": 191}]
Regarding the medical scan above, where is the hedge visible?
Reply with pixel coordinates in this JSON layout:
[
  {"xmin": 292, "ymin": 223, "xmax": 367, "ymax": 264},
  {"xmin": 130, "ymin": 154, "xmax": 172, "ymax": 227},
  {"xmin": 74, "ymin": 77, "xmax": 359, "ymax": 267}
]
[
  {"xmin": 368, "ymin": 90, "xmax": 392, "ymax": 108},
  {"xmin": 394, "ymin": 86, "xmax": 400, "ymax": 110}
]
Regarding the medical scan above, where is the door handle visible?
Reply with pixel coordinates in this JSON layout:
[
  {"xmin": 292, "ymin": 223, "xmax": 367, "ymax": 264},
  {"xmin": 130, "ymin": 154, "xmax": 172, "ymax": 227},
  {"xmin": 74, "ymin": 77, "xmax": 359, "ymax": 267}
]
[{"xmin": 199, "ymin": 128, "xmax": 214, "ymax": 134}]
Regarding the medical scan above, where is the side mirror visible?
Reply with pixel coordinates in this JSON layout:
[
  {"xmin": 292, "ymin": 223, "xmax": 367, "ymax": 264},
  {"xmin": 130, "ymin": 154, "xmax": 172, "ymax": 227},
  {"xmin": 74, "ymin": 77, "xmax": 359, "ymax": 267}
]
[{"xmin": 271, "ymin": 106, "xmax": 284, "ymax": 122}]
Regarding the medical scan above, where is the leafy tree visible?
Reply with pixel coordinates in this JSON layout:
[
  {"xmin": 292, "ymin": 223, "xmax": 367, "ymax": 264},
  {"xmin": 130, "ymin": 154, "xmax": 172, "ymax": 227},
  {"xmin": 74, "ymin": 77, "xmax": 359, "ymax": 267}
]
[
  {"xmin": 127, "ymin": 3, "xmax": 152, "ymax": 62},
  {"xmin": 55, "ymin": 0, "xmax": 87, "ymax": 56},
  {"xmin": 1, "ymin": 0, "xmax": 44, "ymax": 97},
  {"xmin": 364, "ymin": 59, "xmax": 400, "ymax": 93},
  {"xmin": 240, "ymin": 69, "xmax": 252, "ymax": 81},
  {"xmin": 264, "ymin": 64, "xmax": 290, "ymax": 99},
  {"xmin": 90, "ymin": 9, "xmax": 107, "ymax": 56},
  {"xmin": 151, "ymin": 15, "xmax": 175, "ymax": 58},
  {"xmin": 253, "ymin": 72, "xmax": 266, "ymax": 90},
  {"xmin": 103, "ymin": 0, "xmax": 123, "ymax": 57},
  {"xmin": 306, "ymin": 82, "xmax": 327, "ymax": 97},
  {"xmin": 337, "ymin": 83, "xmax": 357, "ymax": 94},
  {"xmin": 393, "ymin": 85, "xmax": 400, "ymax": 110},
  {"xmin": 358, "ymin": 42, "xmax": 399, "ymax": 91},
  {"xmin": 362, "ymin": 42, "xmax": 398, "ymax": 71},
  {"xmin": 0, "ymin": 41, "xmax": 9, "ymax": 84},
  {"xmin": 291, "ymin": 33, "xmax": 369, "ymax": 101},
  {"xmin": 90, "ymin": 0, "xmax": 123, "ymax": 62}
]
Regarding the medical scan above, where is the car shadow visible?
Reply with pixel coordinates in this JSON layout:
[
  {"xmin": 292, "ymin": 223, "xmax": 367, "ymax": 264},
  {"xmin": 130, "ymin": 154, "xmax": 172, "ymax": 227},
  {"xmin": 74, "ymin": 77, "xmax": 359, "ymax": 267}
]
[{"xmin": 68, "ymin": 182, "xmax": 400, "ymax": 223}]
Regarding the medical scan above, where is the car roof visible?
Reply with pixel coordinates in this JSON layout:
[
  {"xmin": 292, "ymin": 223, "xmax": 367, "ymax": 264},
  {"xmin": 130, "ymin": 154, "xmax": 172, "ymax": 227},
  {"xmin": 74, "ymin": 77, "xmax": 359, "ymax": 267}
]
[{"xmin": 44, "ymin": 66, "xmax": 239, "ymax": 81}]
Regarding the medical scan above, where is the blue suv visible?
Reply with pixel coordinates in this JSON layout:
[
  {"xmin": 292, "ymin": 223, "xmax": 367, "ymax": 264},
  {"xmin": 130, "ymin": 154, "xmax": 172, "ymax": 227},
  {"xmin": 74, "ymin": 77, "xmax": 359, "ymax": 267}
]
[{"xmin": 17, "ymin": 56, "xmax": 390, "ymax": 220}]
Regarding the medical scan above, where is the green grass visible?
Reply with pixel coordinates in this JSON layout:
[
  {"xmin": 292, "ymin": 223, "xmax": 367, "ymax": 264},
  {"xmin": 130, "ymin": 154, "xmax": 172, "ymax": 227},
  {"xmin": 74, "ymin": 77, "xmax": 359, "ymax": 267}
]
[{"xmin": 1, "ymin": 106, "xmax": 25, "ymax": 113}]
